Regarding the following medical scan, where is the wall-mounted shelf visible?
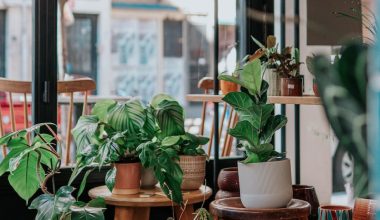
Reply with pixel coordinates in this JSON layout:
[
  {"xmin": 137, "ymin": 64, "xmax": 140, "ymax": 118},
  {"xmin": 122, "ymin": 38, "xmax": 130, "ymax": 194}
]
[{"xmin": 186, "ymin": 94, "xmax": 322, "ymax": 105}]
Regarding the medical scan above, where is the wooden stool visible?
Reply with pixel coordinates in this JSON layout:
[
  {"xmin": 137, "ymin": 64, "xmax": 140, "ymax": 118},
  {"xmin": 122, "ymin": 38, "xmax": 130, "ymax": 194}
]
[
  {"xmin": 210, "ymin": 197, "xmax": 310, "ymax": 220},
  {"xmin": 89, "ymin": 185, "xmax": 212, "ymax": 220}
]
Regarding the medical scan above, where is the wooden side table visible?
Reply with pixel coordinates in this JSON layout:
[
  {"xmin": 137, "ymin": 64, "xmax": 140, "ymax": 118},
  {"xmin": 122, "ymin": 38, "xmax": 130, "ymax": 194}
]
[
  {"xmin": 89, "ymin": 185, "xmax": 212, "ymax": 220},
  {"xmin": 210, "ymin": 197, "xmax": 311, "ymax": 220}
]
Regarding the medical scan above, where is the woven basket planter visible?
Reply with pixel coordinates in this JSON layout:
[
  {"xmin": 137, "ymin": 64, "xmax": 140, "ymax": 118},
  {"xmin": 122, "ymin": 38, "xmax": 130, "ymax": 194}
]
[{"xmin": 179, "ymin": 155, "xmax": 206, "ymax": 190}]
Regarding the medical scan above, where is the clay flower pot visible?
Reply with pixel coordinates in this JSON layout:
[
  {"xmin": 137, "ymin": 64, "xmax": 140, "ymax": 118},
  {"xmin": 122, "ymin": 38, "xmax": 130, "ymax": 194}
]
[
  {"xmin": 112, "ymin": 162, "xmax": 141, "ymax": 195},
  {"xmin": 281, "ymin": 77, "xmax": 303, "ymax": 96},
  {"xmin": 217, "ymin": 167, "xmax": 239, "ymax": 192},
  {"xmin": 141, "ymin": 167, "xmax": 158, "ymax": 189},
  {"xmin": 313, "ymin": 78, "xmax": 320, "ymax": 96},
  {"xmin": 220, "ymin": 80, "xmax": 239, "ymax": 95},
  {"xmin": 238, "ymin": 159, "xmax": 293, "ymax": 208},
  {"xmin": 318, "ymin": 205, "xmax": 352, "ymax": 220},
  {"xmin": 353, "ymin": 198, "xmax": 376, "ymax": 220},
  {"xmin": 179, "ymin": 155, "xmax": 206, "ymax": 190},
  {"xmin": 292, "ymin": 185, "xmax": 320, "ymax": 220},
  {"xmin": 263, "ymin": 68, "xmax": 281, "ymax": 96}
]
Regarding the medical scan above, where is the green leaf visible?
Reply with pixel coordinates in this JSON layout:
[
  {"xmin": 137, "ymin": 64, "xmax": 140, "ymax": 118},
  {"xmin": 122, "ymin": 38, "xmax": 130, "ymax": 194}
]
[
  {"xmin": 105, "ymin": 167, "xmax": 116, "ymax": 192},
  {"xmin": 222, "ymin": 92, "xmax": 254, "ymax": 111},
  {"xmin": 0, "ymin": 144, "xmax": 28, "ymax": 176},
  {"xmin": 77, "ymin": 168, "xmax": 94, "ymax": 199},
  {"xmin": 8, "ymin": 151, "xmax": 45, "ymax": 202},
  {"xmin": 229, "ymin": 121, "xmax": 259, "ymax": 146},
  {"xmin": 241, "ymin": 59, "xmax": 262, "ymax": 96},
  {"xmin": 91, "ymin": 100, "xmax": 117, "ymax": 122},
  {"xmin": 87, "ymin": 197, "xmax": 106, "ymax": 208},
  {"xmin": 154, "ymin": 100, "xmax": 185, "ymax": 137},
  {"xmin": 143, "ymin": 106, "xmax": 158, "ymax": 138},
  {"xmin": 72, "ymin": 115, "xmax": 100, "ymax": 154},
  {"xmin": 54, "ymin": 186, "xmax": 76, "ymax": 213},
  {"xmin": 262, "ymin": 115, "xmax": 287, "ymax": 143},
  {"xmin": 107, "ymin": 100, "xmax": 146, "ymax": 134},
  {"xmin": 242, "ymin": 152, "xmax": 260, "ymax": 163},
  {"xmin": 29, "ymin": 194, "xmax": 57, "ymax": 220},
  {"xmin": 151, "ymin": 94, "xmax": 176, "ymax": 108},
  {"xmin": 70, "ymin": 205, "xmax": 105, "ymax": 220},
  {"xmin": 161, "ymin": 136, "xmax": 181, "ymax": 147},
  {"xmin": 251, "ymin": 35, "xmax": 266, "ymax": 49},
  {"xmin": 250, "ymin": 104, "xmax": 274, "ymax": 130}
]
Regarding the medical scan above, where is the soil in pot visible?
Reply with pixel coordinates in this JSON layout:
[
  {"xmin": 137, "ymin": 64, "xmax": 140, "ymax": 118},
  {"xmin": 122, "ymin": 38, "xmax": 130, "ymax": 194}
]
[
  {"xmin": 220, "ymin": 80, "xmax": 239, "ymax": 95},
  {"xmin": 113, "ymin": 156, "xmax": 141, "ymax": 195},
  {"xmin": 263, "ymin": 68, "xmax": 281, "ymax": 96},
  {"xmin": 238, "ymin": 159, "xmax": 292, "ymax": 208},
  {"xmin": 281, "ymin": 77, "xmax": 303, "ymax": 96},
  {"xmin": 179, "ymin": 155, "xmax": 206, "ymax": 190}
]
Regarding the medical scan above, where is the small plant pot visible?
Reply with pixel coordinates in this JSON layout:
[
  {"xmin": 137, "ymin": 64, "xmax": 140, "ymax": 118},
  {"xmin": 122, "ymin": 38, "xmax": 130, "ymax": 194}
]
[
  {"xmin": 281, "ymin": 77, "xmax": 303, "ymax": 96},
  {"xmin": 220, "ymin": 80, "xmax": 239, "ymax": 95},
  {"xmin": 353, "ymin": 198, "xmax": 376, "ymax": 220},
  {"xmin": 217, "ymin": 167, "xmax": 239, "ymax": 192},
  {"xmin": 112, "ymin": 162, "xmax": 141, "ymax": 195},
  {"xmin": 263, "ymin": 68, "xmax": 281, "ymax": 96},
  {"xmin": 313, "ymin": 78, "xmax": 320, "ymax": 96},
  {"xmin": 179, "ymin": 155, "xmax": 206, "ymax": 190},
  {"xmin": 292, "ymin": 185, "xmax": 320, "ymax": 220},
  {"xmin": 238, "ymin": 159, "xmax": 292, "ymax": 208},
  {"xmin": 318, "ymin": 205, "xmax": 352, "ymax": 220},
  {"xmin": 141, "ymin": 167, "xmax": 158, "ymax": 189}
]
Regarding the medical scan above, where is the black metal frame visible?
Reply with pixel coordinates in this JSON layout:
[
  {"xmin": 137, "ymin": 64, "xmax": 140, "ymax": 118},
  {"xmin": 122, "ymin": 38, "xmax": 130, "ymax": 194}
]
[
  {"xmin": 294, "ymin": 0, "xmax": 301, "ymax": 185},
  {"xmin": 32, "ymin": 0, "xmax": 58, "ymax": 130}
]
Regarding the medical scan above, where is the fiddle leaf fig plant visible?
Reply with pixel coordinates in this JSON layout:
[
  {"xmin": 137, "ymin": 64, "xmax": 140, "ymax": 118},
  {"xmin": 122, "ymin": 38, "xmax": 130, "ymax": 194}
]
[{"xmin": 218, "ymin": 58, "xmax": 287, "ymax": 163}]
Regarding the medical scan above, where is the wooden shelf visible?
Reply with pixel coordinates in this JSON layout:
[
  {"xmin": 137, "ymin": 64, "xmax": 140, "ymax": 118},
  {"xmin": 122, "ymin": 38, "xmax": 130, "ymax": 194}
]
[{"xmin": 186, "ymin": 94, "xmax": 322, "ymax": 105}]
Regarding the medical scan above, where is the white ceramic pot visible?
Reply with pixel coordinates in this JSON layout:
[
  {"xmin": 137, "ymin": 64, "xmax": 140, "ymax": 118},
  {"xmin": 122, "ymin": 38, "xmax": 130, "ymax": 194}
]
[
  {"xmin": 263, "ymin": 68, "xmax": 281, "ymax": 96},
  {"xmin": 238, "ymin": 159, "xmax": 292, "ymax": 208}
]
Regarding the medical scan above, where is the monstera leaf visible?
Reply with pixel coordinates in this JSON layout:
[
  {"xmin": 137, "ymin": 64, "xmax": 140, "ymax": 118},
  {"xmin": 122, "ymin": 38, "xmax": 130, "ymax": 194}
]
[
  {"xmin": 312, "ymin": 42, "xmax": 368, "ymax": 197},
  {"xmin": 107, "ymin": 100, "xmax": 146, "ymax": 134}
]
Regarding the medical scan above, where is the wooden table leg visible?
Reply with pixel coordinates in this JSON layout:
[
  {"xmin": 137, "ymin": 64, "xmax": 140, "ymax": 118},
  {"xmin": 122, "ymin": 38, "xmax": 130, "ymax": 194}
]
[
  {"xmin": 114, "ymin": 206, "xmax": 150, "ymax": 220},
  {"xmin": 175, "ymin": 205, "xmax": 194, "ymax": 220}
]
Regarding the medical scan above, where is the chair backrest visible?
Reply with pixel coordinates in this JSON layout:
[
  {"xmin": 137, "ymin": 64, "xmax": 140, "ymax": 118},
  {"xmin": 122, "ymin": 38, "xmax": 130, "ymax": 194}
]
[
  {"xmin": 0, "ymin": 77, "xmax": 96, "ymax": 165},
  {"xmin": 197, "ymin": 77, "xmax": 237, "ymax": 157}
]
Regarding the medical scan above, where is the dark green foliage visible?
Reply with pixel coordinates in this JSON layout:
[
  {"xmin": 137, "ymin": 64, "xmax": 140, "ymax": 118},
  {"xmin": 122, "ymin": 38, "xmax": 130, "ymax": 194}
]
[{"xmin": 311, "ymin": 41, "xmax": 368, "ymax": 196}]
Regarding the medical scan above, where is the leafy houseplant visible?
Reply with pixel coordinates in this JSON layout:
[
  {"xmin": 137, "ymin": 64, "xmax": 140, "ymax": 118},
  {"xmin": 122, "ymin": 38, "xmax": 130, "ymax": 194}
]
[
  {"xmin": 311, "ymin": 42, "xmax": 369, "ymax": 197},
  {"xmin": 218, "ymin": 58, "xmax": 291, "ymax": 208},
  {"xmin": 0, "ymin": 123, "xmax": 106, "ymax": 220}
]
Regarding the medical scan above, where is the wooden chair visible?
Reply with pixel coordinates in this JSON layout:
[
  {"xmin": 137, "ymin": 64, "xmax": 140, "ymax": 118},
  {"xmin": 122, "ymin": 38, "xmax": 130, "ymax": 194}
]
[
  {"xmin": 197, "ymin": 77, "xmax": 237, "ymax": 157},
  {"xmin": 0, "ymin": 77, "xmax": 96, "ymax": 165}
]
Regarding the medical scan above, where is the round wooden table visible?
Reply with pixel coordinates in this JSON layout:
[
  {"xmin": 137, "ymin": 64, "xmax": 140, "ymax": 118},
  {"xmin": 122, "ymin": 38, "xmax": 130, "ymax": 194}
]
[
  {"xmin": 210, "ymin": 197, "xmax": 311, "ymax": 220},
  {"xmin": 89, "ymin": 185, "xmax": 212, "ymax": 220}
]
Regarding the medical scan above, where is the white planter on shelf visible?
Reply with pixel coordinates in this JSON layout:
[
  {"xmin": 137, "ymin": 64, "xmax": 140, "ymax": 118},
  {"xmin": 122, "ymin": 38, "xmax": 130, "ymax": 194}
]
[
  {"xmin": 238, "ymin": 158, "xmax": 293, "ymax": 208},
  {"xmin": 263, "ymin": 68, "xmax": 281, "ymax": 96}
]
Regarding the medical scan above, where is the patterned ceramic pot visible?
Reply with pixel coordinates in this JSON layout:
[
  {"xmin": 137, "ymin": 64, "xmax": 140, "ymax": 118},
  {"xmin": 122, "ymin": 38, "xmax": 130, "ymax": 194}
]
[{"xmin": 318, "ymin": 205, "xmax": 352, "ymax": 220}]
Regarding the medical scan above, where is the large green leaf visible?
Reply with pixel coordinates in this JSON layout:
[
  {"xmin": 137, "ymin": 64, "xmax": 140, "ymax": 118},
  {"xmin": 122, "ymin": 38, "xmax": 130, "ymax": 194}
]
[
  {"xmin": 262, "ymin": 115, "xmax": 287, "ymax": 143},
  {"xmin": 151, "ymin": 94, "xmax": 176, "ymax": 108},
  {"xmin": 143, "ymin": 107, "xmax": 158, "ymax": 138},
  {"xmin": 91, "ymin": 100, "xmax": 117, "ymax": 122},
  {"xmin": 154, "ymin": 100, "xmax": 185, "ymax": 137},
  {"xmin": 229, "ymin": 121, "xmax": 259, "ymax": 146},
  {"xmin": 72, "ymin": 115, "xmax": 100, "ymax": 153},
  {"xmin": 251, "ymin": 104, "xmax": 274, "ymax": 130},
  {"xmin": 0, "ymin": 144, "xmax": 28, "ymax": 176},
  {"xmin": 222, "ymin": 92, "xmax": 254, "ymax": 111},
  {"xmin": 107, "ymin": 100, "xmax": 146, "ymax": 134},
  {"xmin": 77, "ymin": 168, "xmax": 94, "ymax": 199},
  {"xmin": 105, "ymin": 167, "xmax": 116, "ymax": 192},
  {"xmin": 241, "ymin": 59, "xmax": 262, "ymax": 95},
  {"xmin": 8, "ymin": 151, "xmax": 45, "ymax": 202},
  {"xmin": 70, "ymin": 198, "xmax": 105, "ymax": 220}
]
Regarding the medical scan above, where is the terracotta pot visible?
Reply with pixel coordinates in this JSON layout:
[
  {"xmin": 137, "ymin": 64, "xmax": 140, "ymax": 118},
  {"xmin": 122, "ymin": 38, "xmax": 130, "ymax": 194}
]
[
  {"xmin": 238, "ymin": 159, "xmax": 293, "ymax": 208},
  {"xmin": 292, "ymin": 185, "xmax": 320, "ymax": 220},
  {"xmin": 179, "ymin": 155, "xmax": 206, "ymax": 190},
  {"xmin": 112, "ymin": 162, "xmax": 141, "ymax": 195},
  {"xmin": 215, "ymin": 190, "xmax": 240, "ymax": 200},
  {"xmin": 353, "ymin": 198, "xmax": 376, "ymax": 220},
  {"xmin": 313, "ymin": 79, "xmax": 319, "ymax": 96},
  {"xmin": 141, "ymin": 167, "xmax": 158, "ymax": 189},
  {"xmin": 220, "ymin": 80, "xmax": 239, "ymax": 95},
  {"xmin": 263, "ymin": 68, "xmax": 281, "ymax": 96},
  {"xmin": 281, "ymin": 77, "xmax": 303, "ymax": 96},
  {"xmin": 318, "ymin": 205, "xmax": 352, "ymax": 220},
  {"xmin": 217, "ymin": 167, "xmax": 239, "ymax": 192}
]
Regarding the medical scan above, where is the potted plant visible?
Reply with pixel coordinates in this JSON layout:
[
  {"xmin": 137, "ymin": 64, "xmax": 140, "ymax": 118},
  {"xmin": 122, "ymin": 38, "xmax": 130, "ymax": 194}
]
[
  {"xmin": 251, "ymin": 35, "xmax": 281, "ymax": 96},
  {"xmin": 218, "ymin": 57, "xmax": 291, "ymax": 208},
  {"xmin": 0, "ymin": 123, "xmax": 106, "ymax": 220},
  {"xmin": 271, "ymin": 47, "xmax": 303, "ymax": 96},
  {"xmin": 137, "ymin": 94, "xmax": 209, "ymax": 192}
]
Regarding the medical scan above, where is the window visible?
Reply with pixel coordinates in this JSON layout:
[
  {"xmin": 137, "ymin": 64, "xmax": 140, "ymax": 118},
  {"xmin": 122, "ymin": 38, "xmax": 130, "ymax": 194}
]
[{"xmin": 0, "ymin": 10, "xmax": 5, "ymax": 77}]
